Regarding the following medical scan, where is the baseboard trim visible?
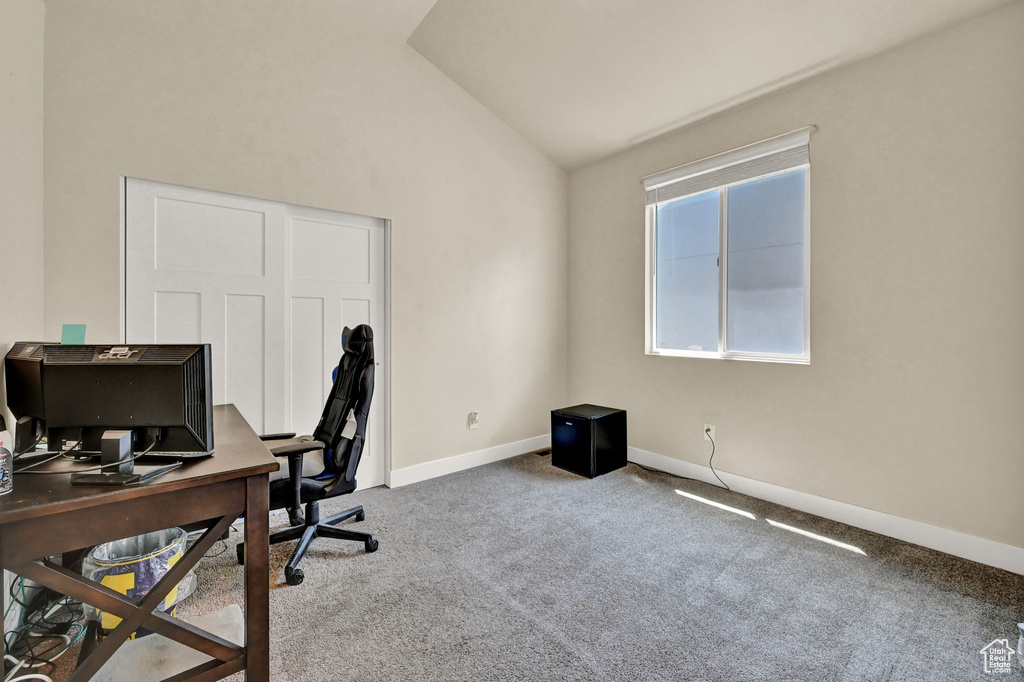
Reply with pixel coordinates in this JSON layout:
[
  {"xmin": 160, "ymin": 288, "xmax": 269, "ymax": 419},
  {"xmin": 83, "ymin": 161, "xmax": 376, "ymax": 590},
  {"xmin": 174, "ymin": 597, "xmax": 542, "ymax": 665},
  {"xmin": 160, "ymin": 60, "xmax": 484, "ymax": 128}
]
[
  {"xmin": 628, "ymin": 446, "xmax": 1024, "ymax": 575},
  {"xmin": 388, "ymin": 434, "xmax": 551, "ymax": 489}
]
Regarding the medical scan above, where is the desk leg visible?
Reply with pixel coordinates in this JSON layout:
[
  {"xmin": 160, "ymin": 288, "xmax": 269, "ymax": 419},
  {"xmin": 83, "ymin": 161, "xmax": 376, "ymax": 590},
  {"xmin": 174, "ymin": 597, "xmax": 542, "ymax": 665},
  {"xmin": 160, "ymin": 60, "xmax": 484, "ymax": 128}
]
[
  {"xmin": 1, "ymin": 569, "xmax": 6, "ymax": 666},
  {"xmin": 244, "ymin": 474, "xmax": 270, "ymax": 681}
]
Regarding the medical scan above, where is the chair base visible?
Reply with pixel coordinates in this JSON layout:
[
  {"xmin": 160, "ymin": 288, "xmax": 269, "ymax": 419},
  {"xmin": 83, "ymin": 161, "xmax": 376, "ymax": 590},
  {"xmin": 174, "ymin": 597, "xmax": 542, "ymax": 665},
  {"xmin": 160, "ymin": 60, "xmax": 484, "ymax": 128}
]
[{"xmin": 237, "ymin": 502, "xmax": 378, "ymax": 585}]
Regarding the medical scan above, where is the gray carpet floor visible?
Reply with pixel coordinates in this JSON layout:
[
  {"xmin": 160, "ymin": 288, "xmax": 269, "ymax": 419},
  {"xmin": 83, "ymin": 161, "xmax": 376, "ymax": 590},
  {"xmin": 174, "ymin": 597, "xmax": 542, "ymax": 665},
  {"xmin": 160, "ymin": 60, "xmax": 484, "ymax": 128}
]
[{"xmin": 180, "ymin": 454, "xmax": 1024, "ymax": 681}]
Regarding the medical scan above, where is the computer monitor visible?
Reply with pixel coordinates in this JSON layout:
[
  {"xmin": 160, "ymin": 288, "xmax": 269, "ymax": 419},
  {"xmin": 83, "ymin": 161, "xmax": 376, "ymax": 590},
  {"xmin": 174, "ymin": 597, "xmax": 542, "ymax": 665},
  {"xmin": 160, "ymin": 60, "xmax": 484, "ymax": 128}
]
[
  {"xmin": 4, "ymin": 342, "xmax": 51, "ymax": 452},
  {"xmin": 39, "ymin": 344, "xmax": 214, "ymax": 457},
  {"xmin": 4, "ymin": 342, "xmax": 48, "ymax": 422}
]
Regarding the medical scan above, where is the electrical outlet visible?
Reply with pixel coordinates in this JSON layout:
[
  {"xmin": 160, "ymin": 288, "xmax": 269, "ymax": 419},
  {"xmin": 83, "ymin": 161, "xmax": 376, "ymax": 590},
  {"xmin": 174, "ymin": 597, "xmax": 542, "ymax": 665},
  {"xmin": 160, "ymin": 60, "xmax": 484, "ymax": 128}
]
[
  {"xmin": 468, "ymin": 411, "xmax": 480, "ymax": 430},
  {"xmin": 704, "ymin": 424, "xmax": 715, "ymax": 441}
]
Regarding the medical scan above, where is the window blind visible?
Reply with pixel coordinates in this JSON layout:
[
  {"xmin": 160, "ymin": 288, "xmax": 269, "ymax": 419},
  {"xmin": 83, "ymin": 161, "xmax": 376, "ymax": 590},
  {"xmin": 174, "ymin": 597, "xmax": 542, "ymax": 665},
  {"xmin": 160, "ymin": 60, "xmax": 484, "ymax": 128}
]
[{"xmin": 643, "ymin": 129, "xmax": 811, "ymax": 206}]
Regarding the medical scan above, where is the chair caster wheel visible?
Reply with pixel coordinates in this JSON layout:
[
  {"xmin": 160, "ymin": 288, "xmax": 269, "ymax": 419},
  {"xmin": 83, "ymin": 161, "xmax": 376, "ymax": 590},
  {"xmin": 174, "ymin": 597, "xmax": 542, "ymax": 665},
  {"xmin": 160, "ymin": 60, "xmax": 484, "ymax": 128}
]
[
  {"xmin": 236, "ymin": 544, "xmax": 245, "ymax": 565},
  {"xmin": 365, "ymin": 538, "xmax": 379, "ymax": 553},
  {"xmin": 285, "ymin": 567, "xmax": 304, "ymax": 586},
  {"xmin": 355, "ymin": 511, "xmax": 365, "ymax": 522}
]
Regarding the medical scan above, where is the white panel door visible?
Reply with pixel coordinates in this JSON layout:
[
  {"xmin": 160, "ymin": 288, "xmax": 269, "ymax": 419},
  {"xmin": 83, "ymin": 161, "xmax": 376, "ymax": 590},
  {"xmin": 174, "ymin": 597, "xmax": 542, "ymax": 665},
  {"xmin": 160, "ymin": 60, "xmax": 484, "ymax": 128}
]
[
  {"xmin": 124, "ymin": 178, "xmax": 387, "ymax": 488},
  {"xmin": 285, "ymin": 205, "xmax": 386, "ymax": 489}
]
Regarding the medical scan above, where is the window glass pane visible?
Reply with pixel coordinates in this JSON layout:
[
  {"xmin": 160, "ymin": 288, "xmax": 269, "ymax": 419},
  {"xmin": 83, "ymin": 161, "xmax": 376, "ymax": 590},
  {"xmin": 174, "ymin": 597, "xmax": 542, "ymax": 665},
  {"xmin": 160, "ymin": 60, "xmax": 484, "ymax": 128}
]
[
  {"xmin": 726, "ymin": 169, "xmax": 805, "ymax": 355},
  {"xmin": 656, "ymin": 189, "xmax": 719, "ymax": 352}
]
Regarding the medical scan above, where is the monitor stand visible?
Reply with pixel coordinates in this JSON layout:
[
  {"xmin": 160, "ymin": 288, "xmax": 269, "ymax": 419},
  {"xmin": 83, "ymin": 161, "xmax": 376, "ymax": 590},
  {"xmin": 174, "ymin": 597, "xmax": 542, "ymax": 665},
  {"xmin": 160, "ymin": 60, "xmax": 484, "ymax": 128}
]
[
  {"xmin": 70, "ymin": 430, "xmax": 182, "ymax": 486},
  {"xmin": 14, "ymin": 417, "xmax": 41, "ymax": 456}
]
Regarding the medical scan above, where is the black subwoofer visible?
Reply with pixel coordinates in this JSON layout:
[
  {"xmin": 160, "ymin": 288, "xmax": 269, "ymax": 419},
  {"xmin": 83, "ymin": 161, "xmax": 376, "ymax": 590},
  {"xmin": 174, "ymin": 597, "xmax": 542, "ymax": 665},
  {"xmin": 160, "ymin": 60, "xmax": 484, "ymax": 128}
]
[{"xmin": 551, "ymin": 404, "xmax": 626, "ymax": 478}]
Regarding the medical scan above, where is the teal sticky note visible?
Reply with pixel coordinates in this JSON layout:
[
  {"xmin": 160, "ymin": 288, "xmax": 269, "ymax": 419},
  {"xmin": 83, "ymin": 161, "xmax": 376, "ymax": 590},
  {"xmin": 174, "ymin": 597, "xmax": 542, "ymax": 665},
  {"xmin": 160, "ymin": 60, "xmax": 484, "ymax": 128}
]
[{"xmin": 61, "ymin": 324, "xmax": 86, "ymax": 345}]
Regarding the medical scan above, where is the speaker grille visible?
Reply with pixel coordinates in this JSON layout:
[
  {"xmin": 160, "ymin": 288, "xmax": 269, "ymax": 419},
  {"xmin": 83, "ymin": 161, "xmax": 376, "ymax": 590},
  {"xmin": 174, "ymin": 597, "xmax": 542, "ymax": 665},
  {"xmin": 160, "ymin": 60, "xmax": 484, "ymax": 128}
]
[{"xmin": 43, "ymin": 346, "xmax": 97, "ymax": 363}]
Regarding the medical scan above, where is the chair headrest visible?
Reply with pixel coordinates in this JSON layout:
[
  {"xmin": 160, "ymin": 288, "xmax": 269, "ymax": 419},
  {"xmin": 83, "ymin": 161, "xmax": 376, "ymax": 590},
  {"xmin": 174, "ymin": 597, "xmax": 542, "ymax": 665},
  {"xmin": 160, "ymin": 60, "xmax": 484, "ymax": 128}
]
[{"xmin": 341, "ymin": 324, "xmax": 373, "ymax": 356}]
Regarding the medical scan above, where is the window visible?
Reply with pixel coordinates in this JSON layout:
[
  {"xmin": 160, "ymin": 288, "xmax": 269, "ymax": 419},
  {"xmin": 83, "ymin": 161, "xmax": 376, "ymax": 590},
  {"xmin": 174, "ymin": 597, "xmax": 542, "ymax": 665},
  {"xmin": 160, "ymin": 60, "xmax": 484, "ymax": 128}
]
[{"xmin": 643, "ymin": 129, "xmax": 811, "ymax": 364}]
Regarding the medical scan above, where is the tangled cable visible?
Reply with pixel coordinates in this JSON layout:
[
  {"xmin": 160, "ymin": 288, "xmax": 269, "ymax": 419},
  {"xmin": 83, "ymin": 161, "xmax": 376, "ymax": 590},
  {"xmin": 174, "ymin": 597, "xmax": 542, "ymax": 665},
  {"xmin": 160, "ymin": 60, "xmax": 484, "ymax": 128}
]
[{"xmin": 4, "ymin": 576, "xmax": 86, "ymax": 682}]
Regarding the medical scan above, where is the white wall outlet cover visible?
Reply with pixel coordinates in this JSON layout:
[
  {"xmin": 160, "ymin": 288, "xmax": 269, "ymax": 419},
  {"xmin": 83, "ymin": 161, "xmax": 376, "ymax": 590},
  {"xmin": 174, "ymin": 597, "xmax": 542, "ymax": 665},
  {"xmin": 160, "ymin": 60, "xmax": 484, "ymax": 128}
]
[{"xmin": 468, "ymin": 411, "xmax": 480, "ymax": 429}]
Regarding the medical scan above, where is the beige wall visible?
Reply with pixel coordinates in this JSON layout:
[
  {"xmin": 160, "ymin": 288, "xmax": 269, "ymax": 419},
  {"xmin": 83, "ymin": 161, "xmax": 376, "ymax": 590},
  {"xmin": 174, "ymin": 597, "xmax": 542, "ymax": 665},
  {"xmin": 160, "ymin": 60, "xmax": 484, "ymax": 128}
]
[
  {"xmin": 42, "ymin": 0, "xmax": 568, "ymax": 470},
  {"xmin": 0, "ymin": 0, "xmax": 45, "ymax": 428},
  {"xmin": 568, "ymin": 3, "xmax": 1024, "ymax": 548}
]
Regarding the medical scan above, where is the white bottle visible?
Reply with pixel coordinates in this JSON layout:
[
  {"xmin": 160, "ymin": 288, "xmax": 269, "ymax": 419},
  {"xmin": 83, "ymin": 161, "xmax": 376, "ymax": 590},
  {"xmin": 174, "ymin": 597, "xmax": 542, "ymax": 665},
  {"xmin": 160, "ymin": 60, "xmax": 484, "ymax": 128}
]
[{"xmin": 0, "ymin": 415, "xmax": 13, "ymax": 496}]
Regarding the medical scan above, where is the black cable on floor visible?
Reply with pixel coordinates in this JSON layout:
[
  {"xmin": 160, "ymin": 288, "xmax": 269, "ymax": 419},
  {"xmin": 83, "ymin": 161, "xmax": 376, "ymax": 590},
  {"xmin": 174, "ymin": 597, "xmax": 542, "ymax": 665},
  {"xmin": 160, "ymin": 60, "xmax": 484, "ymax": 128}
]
[
  {"xmin": 629, "ymin": 431, "xmax": 729, "ymax": 491},
  {"xmin": 631, "ymin": 461, "xmax": 705, "ymax": 485}
]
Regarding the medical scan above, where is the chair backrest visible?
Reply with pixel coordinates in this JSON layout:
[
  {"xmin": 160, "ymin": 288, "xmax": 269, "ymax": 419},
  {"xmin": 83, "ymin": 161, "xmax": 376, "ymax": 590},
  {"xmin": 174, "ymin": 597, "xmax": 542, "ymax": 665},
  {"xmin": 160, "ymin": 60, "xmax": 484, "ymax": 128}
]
[{"xmin": 312, "ymin": 324, "xmax": 374, "ymax": 484}]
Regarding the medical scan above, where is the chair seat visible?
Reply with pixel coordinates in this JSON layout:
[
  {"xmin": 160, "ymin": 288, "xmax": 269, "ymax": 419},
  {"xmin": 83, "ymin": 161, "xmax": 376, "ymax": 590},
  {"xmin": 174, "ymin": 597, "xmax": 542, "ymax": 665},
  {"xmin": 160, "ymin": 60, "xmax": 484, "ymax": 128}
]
[{"xmin": 268, "ymin": 475, "xmax": 356, "ymax": 512}]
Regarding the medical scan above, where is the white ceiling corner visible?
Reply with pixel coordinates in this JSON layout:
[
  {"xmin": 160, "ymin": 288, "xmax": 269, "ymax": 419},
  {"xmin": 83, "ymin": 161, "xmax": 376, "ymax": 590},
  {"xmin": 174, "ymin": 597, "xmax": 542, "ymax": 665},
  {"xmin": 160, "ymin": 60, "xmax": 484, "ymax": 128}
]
[{"xmin": 408, "ymin": 0, "xmax": 1012, "ymax": 170}]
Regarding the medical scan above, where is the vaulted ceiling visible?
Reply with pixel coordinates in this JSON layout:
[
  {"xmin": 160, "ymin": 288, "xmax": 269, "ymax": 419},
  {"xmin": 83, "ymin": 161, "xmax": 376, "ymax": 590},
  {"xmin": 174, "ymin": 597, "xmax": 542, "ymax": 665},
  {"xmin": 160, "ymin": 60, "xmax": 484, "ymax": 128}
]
[{"xmin": 409, "ymin": 0, "xmax": 1012, "ymax": 169}]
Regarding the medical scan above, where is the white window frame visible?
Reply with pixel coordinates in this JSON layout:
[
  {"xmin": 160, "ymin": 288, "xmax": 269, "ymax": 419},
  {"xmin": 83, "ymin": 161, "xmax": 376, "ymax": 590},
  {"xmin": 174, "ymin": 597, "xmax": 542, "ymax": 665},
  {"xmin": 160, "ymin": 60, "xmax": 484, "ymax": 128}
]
[{"xmin": 643, "ymin": 128, "xmax": 813, "ymax": 364}]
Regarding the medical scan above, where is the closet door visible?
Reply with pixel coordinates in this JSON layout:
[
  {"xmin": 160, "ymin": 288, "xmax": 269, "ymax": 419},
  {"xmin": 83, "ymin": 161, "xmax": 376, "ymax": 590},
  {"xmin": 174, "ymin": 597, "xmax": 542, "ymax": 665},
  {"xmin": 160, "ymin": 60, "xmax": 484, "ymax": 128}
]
[
  {"xmin": 124, "ymin": 178, "xmax": 387, "ymax": 487},
  {"xmin": 284, "ymin": 204, "xmax": 387, "ymax": 488}
]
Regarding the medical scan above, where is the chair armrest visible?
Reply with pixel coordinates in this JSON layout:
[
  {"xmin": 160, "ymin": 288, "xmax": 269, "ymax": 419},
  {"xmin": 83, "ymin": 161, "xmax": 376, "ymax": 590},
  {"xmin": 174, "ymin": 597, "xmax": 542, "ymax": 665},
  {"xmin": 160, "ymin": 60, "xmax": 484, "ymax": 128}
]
[
  {"xmin": 268, "ymin": 440, "xmax": 324, "ymax": 457},
  {"xmin": 269, "ymin": 440, "xmax": 325, "ymax": 514},
  {"xmin": 259, "ymin": 432, "xmax": 296, "ymax": 441}
]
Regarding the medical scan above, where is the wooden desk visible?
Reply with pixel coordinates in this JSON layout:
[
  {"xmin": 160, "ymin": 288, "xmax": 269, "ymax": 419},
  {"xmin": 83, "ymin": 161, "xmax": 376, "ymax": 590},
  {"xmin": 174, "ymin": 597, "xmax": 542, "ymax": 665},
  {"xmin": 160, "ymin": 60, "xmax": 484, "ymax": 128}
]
[{"xmin": 0, "ymin": 404, "xmax": 278, "ymax": 681}]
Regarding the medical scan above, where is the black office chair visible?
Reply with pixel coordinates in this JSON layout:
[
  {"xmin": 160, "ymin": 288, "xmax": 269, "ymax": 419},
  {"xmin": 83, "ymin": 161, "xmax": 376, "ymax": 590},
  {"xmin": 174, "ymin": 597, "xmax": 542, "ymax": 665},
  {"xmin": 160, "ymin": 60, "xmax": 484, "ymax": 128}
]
[{"xmin": 237, "ymin": 324, "xmax": 379, "ymax": 585}]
